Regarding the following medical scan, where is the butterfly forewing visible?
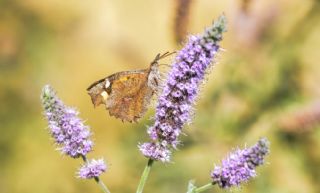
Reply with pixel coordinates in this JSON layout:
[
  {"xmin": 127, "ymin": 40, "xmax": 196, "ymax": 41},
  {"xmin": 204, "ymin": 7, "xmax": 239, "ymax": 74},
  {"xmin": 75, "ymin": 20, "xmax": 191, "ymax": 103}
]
[{"xmin": 87, "ymin": 69, "xmax": 154, "ymax": 122}]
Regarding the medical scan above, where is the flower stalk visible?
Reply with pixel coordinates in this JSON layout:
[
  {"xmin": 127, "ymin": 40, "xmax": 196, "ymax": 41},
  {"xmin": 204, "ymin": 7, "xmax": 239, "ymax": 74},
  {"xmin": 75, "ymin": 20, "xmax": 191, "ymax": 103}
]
[
  {"xmin": 136, "ymin": 159, "xmax": 154, "ymax": 193},
  {"xmin": 194, "ymin": 182, "xmax": 215, "ymax": 193},
  {"xmin": 94, "ymin": 175, "xmax": 111, "ymax": 193}
]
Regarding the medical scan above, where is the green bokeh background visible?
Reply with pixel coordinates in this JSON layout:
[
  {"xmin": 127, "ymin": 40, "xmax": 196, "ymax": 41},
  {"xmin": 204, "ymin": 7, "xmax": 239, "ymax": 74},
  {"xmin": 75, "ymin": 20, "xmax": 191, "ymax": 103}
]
[{"xmin": 1, "ymin": 0, "xmax": 320, "ymax": 193}]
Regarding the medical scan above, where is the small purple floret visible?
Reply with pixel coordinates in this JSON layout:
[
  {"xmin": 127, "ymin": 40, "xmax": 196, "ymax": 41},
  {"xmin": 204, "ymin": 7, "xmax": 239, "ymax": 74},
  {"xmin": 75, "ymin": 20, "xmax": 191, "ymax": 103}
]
[
  {"xmin": 78, "ymin": 159, "xmax": 107, "ymax": 179},
  {"xmin": 139, "ymin": 142, "xmax": 171, "ymax": 163},
  {"xmin": 41, "ymin": 85, "xmax": 93, "ymax": 158},
  {"xmin": 211, "ymin": 138, "xmax": 270, "ymax": 188}
]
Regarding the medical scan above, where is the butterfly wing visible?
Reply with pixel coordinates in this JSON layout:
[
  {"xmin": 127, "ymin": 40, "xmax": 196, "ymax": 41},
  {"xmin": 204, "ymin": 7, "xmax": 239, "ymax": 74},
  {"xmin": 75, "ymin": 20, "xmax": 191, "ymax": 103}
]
[
  {"xmin": 87, "ymin": 77, "xmax": 109, "ymax": 107},
  {"xmin": 87, "ymin": 69, "xmax": 154, "ymax": 122}
]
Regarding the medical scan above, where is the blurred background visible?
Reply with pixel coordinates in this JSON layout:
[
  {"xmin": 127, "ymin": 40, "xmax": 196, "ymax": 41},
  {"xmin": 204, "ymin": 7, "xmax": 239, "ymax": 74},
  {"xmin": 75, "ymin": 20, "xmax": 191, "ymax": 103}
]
[{"xmin": 1, "ymin": 0, "xmax": 320, "ymax": 192}]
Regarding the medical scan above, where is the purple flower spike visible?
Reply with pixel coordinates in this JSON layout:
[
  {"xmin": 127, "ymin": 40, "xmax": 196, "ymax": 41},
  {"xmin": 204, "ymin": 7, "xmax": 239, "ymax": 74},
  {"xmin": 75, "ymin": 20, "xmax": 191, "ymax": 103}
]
[
  {"xmin": 211, "ymin": 138, "xmax": 270, "ymax": 189},
  {"xmin": 140, "ymin": 15, "xmax": 227, "ymax": 162},
  {"xmin": 78, "ymin": 159, "xmax": 107, "ymax": 179},
  {"xmin": 41, "ymin": 85, "xmax": 93, "ymax": 158}
]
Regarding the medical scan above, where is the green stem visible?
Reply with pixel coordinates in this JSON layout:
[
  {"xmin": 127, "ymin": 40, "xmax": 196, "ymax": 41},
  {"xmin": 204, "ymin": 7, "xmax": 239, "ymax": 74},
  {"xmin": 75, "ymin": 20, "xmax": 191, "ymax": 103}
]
[
  {"xmin": 136, "ymin": 159, "xmax": 154, "ymax": 193},
  {"xmin": 94, "ymin": 177, "xmax": 111, "ymax": 193},
  {"xmin": 81, "ymin": 156, "xmax": 111, "ymax": 193},
  {"xmin": 195, "ymin": 182, "xmax": 215, "ymax": 193}
]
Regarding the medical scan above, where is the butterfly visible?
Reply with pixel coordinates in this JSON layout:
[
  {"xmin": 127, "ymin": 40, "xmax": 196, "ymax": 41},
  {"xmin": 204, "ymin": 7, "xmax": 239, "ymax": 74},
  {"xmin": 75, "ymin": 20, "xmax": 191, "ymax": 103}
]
[{"xmin": 87, "ymin": 52, "xmax": 174, "ymax": 122}]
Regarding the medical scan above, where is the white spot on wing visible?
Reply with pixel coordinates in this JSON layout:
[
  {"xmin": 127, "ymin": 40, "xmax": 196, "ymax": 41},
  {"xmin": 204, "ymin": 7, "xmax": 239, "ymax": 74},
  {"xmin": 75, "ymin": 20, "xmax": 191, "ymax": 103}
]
[
  {"xmin": 101, "ymin": 91, "xmax": 108, "ymax": 100},
  {"xmin": 105, "ymin": 79, "xmax": 111, "ymax": 89}
]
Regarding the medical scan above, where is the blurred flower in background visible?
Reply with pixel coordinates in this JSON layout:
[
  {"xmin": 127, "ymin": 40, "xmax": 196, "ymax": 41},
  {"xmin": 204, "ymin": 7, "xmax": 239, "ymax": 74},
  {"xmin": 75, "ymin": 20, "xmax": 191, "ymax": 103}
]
[
  {"xmin": 232, "ymin": 0, "xmax": 279, "ymax": 48},
  {"xmin": 173, "ymin": 0, "xmax": 193, "ymax": 44}
]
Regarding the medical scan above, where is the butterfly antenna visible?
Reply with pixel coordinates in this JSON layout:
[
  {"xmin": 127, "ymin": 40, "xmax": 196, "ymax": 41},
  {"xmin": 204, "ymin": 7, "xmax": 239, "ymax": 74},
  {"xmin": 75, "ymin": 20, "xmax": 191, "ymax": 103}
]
[
  {"xmin": 158, "ymin": 51, "xmax": 176, "ymax": 60},
  {"xmin": 152, "ymin": 51, "xmax": 176, "ymax": 64},
  {"xmin": 158, "ymin": 63, "xmax": 172, "ymax": 68},
  {"xmin": 155, "ymin": 53, "xmax": 161, "ymax": 60},
  {"xmin": 151, "ymin": 51, "xmax": 176, "ymax": 67}
]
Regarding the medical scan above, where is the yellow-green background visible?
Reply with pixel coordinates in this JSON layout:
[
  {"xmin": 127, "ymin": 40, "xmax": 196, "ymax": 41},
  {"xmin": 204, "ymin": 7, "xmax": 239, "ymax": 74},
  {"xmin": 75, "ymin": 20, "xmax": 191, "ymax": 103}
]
[{"xmin": 1, "ymin": 0, "xmax": 320, "ymax": 193}]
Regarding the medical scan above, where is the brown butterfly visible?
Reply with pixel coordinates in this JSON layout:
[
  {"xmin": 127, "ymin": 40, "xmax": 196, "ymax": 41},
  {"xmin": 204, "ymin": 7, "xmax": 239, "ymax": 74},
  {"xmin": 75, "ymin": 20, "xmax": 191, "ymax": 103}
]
[{"xmin": 87, "ymin": 52, "xmax": 174, "ymax": 122}]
